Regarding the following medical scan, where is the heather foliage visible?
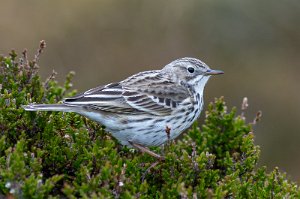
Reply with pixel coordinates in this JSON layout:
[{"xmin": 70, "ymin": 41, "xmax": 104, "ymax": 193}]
[{"xmin": 0, "ymin": 43, "xmax": 299, "ymax": 198}]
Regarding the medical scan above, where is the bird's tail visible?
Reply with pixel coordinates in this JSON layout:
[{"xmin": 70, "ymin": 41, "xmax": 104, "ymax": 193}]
[{"xmin": 22, "ymin": 104, "xmax": 75, "ymax": 112}]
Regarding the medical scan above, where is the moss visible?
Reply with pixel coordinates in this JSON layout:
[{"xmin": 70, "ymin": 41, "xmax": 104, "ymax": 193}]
[{"xmin": 0, "ymin": 44, "xmax": 299, "ymax": 198}]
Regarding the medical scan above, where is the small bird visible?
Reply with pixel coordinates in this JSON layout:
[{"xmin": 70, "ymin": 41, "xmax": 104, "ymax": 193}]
[{"xmin": 23, "ymin": 57, "xmax": 223, "ymax": 158}]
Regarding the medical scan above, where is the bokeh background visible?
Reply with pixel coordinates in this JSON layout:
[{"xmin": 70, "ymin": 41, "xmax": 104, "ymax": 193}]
[{"xmin": 1, "ymin": 0, "xmax": 300, "ymax": 182}]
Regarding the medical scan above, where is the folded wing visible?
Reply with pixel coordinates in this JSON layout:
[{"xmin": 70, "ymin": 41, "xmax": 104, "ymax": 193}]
[{"xmin": 63, "ymin": 72, "xmax": 190, "ymax": 116}]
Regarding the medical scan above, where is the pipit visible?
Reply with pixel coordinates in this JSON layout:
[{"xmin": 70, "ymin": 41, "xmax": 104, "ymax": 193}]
[{"xmin": 23, "ymin": 57, "xmax": 223, "ymax": 159}]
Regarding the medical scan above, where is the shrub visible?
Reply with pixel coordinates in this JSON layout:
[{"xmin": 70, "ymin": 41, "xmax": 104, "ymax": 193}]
[{"xmin": 0, "ymin": 42, "xmax": 299, "ymax": 198}]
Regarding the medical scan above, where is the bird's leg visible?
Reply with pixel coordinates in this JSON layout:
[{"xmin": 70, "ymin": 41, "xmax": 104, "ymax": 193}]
[
  {"xmin": 141, "ymin": 161, "xmax": 160, "ymax": 182},
  {"xmin": 130, "ymin": 143, "xmax": 163, "ymax": 182},
  {"xmin": 128, "ymin": 141, "xmax": 165, "ymax": 161},
  {"xmin": 129, "ymin": 126, "xmax": 173, "ymax": 181}
]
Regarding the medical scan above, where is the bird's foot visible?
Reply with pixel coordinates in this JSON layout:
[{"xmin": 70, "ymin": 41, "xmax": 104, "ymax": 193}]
[{"xmin": 128, "ymin": 141, "xmax": 165, "ymax": 161}]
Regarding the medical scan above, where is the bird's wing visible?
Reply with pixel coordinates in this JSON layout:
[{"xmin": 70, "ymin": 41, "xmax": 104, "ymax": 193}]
[
  {"xmin": 121, "ymin": 73, "xmax": 191, "ymax": 115},
  {"xmin": 63, "ymin": 82, "xmax": 139, "ymax": 114},
  {"xmin": 63, "ymin": 73, "xmax": 191, "ymax": 116}
]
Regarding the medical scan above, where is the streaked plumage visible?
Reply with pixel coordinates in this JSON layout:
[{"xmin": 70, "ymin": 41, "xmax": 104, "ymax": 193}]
[{"xmin": 23, "ymin": 57, "xmax": 223, "ymax": 147}]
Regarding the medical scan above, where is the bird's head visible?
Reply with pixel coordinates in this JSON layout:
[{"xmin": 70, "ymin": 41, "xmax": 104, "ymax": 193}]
[{"xmin": 162, "ymin": 57, "xmax": 224, "ymax": 92}]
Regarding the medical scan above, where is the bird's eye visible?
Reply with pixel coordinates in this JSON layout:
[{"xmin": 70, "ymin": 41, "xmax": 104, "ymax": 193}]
[{"xmin": 187, "ymin": 67, "xmax": 195, "ymax": 73}]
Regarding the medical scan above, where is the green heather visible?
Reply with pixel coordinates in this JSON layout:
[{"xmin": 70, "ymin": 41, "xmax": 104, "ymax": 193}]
[{"xmin": 0, "ymin": 45, "xmax": 299, "ymax": 198}]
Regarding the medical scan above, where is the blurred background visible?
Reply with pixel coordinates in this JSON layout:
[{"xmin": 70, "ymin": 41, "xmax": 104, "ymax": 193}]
[{"xmin": 1, "ymin": 0, "xmax": 299, "ymax": 182}]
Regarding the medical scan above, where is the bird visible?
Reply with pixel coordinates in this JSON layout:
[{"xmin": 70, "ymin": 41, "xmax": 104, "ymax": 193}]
[{"xmin": 23, "ymin": 57, "xmax": 223, "ymax": 158}]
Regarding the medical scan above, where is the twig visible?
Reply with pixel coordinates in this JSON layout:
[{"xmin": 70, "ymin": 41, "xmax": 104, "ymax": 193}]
[
  {"xmin": 252, "ymin": 111, "xmax": 262, "ymax": 125},
  {"xmin": 241, "ymin": 97, "xmax": 248, "ymax": 120},
  {"xmin": 33, "ymin": 40, "xmax": 46, "ymax": 65},
  {"xmin": 21, "ymin": 49, "xmax": 29, "ymax": 70},
  {"xmin": 44, "ymin": 70, "xmax": 57, "ymax": 89}
]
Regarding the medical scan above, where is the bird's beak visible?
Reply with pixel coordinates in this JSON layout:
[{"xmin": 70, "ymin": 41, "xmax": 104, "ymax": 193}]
[{"xmin": 205, "ymin": 69, "xmax": 224, "ymax": 75}]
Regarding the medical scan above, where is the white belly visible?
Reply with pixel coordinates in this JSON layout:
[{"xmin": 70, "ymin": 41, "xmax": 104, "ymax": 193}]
[{"xmin": 78, "ymin": 104, "xmax": 202, "ymax": 147}]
